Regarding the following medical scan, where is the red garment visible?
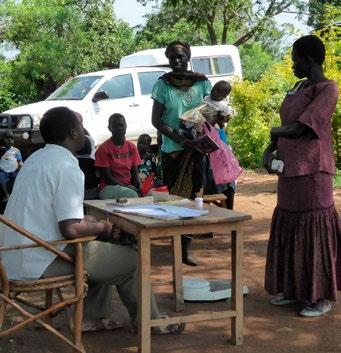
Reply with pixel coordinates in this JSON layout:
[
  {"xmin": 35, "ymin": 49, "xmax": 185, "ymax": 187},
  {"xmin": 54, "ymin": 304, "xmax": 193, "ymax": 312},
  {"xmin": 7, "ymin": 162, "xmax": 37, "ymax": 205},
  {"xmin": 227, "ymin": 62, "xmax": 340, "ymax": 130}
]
[
  {"xmin": 95, "ymin": 139, "xmax": 141, "ymax": 190},
  {"xmin": 277, "ymin": 80, "xmax": 338, "ymax": 177}
]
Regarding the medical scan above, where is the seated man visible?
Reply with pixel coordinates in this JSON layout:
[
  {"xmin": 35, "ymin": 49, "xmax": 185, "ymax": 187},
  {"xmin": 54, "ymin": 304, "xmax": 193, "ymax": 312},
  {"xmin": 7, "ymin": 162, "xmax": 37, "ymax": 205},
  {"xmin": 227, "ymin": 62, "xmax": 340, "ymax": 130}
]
[
  {"xmin": 0, "ymin": 107, "xmax": 184, "ymax": 334},
  {"xmin": 95, "ymin": 113, "xmax": 141, "ymax": 199}
]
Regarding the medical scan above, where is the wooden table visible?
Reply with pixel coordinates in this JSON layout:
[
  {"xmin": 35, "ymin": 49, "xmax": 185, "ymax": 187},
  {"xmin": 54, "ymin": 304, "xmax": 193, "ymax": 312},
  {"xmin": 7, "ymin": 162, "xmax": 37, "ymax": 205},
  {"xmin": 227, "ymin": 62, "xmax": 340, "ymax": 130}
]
[{"xmin": 84, "ymin": 199, "xmax": 251, "ymax": 353}]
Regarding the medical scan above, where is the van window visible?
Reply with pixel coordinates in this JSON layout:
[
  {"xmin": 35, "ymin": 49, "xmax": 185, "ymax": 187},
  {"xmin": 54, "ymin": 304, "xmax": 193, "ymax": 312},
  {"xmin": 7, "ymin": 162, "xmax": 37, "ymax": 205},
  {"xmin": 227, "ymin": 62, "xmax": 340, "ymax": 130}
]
[
  {"xmin": 191, "ymin": 58, "xmax": 211, "ymax": 76},
  {"xmin": 99, "ymin": 74, "xmax": 134, "ymax": 99},
  {"xmin": 212, "ymin": 57, "xmax": 234, "ymax": 75},
  {"xmin": 47, "ymin": 76, "xmax": 103, "ymax": 100},
  {"xmin": 138, "ymin": 71, "xmax": 165, "ymax": 95},
  {"xmin": 191, "ymin": 56, "xmax": 234, "ymax": 76}
]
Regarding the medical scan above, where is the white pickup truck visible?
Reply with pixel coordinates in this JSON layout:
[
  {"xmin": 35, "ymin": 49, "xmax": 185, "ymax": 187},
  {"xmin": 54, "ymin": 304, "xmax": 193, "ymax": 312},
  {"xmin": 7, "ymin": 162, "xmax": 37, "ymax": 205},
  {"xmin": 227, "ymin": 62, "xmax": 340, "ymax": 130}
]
[{"xmin": 0, "ymin": 44, "xmax": 242, "ymax": 157}]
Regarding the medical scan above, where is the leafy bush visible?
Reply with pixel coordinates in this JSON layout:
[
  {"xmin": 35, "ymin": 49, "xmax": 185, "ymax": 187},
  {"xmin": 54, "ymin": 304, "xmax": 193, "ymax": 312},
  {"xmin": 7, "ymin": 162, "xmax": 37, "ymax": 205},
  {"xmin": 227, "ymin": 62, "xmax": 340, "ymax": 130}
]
[{"xmin": 228, "ymin": 57, "xmax": 295, "ymax": 168}]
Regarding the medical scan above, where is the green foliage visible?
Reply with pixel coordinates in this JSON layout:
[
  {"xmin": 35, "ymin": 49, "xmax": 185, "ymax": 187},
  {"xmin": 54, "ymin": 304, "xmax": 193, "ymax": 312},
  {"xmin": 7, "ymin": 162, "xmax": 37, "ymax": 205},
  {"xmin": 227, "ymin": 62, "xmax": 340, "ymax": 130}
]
[
  {"xmin": 317, "ymin": 5, "xmax": 341, "ymax": 166},
  {"xmin": 138, "ymin": 0, "xmax": 307, "ymax": 46},
  {"xmin": 239, "ymin": 42, "xmax": 275, "ymax": 82},
  {"xmin": 228, "ymin": 57, "xmax": 295, "ymax": 168},
  {"xmin": 0, "ymin": 0, "xmax": 134, "ymax": 104},
  {"xmin": 307, "ymin": 0, "xmax": 340, "ymax": 29},
  {"xmin": 0, "ymin": 58, "xmax": 17, "ymax": 111},
  {"xmin": 134, "ymin": 5, "xmax": 208, "ymax": 50}
]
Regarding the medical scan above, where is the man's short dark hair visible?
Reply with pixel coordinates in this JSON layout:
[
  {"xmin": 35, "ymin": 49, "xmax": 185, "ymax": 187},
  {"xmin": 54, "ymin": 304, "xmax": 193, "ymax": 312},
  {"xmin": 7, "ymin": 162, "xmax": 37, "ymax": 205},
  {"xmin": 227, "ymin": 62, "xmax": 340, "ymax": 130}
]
[
  {"xmin": 108, "ymin": 113, "xmax": 126, "ymax": 126},
  {"xmin": 293, "ymin": 35, "xmax": 325, "ymax": 65},
  {"xmin": 40, "ymin": 107, "xmax": 79, "ymax": 143}
]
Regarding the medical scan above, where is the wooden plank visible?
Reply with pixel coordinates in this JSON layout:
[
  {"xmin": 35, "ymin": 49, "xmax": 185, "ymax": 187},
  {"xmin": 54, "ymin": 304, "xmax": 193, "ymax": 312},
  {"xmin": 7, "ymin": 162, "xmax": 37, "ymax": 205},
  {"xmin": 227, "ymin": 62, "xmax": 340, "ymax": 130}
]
[
  {"xmin": 138, "ymin": 231, "xmax": 151, "ymax": 353},
  {"xmin": 231, "ymin": 227, "xmax": 244, "ymax": 345},
  {"xmin": 74, "ymin": 243, "xmax": 85, "ymax": 353},
  {"xmin": 171, "ymin": 235, "xmax": 184, "ymax": 312},
  {"xmin": 150, "ymin": 311, "xmax": 237, "ymax": 326}
]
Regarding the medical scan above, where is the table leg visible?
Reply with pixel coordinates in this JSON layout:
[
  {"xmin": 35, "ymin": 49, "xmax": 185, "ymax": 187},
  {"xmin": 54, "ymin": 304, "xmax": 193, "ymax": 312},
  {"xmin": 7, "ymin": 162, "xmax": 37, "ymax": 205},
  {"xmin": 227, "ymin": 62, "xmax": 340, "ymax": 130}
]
[
  {"xmin": 138, "ymin": 234, "xmax": 151, "ymax": 353},
  {"xmin": 171, "ymin": 235, "xmax": 184, "ymax": 312},
  {"xmin": 231, "ymin": 228, "xmax": 243, "ymax": 345}
]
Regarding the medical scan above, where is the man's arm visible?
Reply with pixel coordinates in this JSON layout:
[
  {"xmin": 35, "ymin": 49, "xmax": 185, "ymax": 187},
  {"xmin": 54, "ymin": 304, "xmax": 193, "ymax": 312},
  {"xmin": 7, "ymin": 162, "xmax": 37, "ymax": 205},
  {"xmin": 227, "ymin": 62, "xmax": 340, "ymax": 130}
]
[
  {"xmin": 130, "ymin": 165, "xmax": 141, "ymax": 192},
  {"xmin": 58, "ymin": 217, "xmax": 113, "ymax": 240},
  {"xmin": 98, "ymin": 167, "xmax": 122, "ymax": 186}
]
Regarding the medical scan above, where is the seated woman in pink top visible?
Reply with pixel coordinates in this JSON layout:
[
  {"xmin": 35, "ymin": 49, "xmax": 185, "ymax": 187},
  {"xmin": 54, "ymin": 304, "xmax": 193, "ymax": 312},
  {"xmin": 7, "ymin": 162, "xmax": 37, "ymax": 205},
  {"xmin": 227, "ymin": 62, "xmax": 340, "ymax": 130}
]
[{"xmin": 264, "ymin": 35, "xmax": 340, "ymax": 317}]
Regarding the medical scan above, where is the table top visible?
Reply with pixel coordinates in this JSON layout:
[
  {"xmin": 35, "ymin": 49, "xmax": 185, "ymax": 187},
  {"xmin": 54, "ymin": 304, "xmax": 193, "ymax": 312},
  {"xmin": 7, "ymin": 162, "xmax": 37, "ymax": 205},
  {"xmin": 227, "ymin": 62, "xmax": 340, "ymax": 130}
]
[{"xmin": 84, "ymin": 198, "xmax": 252, "ymax": 229}]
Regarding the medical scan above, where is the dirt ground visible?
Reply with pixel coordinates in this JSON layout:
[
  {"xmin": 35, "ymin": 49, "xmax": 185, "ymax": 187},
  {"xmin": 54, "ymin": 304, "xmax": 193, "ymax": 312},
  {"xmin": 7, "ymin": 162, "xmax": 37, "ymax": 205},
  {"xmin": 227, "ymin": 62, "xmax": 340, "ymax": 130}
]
[{"xmin": 1, "ymin": 170, "xmax": 341, "ymax": 353}]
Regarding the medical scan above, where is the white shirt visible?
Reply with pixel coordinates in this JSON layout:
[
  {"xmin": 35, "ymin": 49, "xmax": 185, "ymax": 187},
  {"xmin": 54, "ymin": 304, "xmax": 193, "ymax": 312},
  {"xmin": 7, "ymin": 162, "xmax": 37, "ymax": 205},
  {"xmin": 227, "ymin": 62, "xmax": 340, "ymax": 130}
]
[
  {"xmin": 0, "ymin": 146, "xmax": 22, "ymax": 173},
  {"xmin": 0, "ymin": 144, "xmax": 84, "ymax": 279},
  {"xmin": 203, "ymin": 95, "xmax": 234, "ymax": 116}
]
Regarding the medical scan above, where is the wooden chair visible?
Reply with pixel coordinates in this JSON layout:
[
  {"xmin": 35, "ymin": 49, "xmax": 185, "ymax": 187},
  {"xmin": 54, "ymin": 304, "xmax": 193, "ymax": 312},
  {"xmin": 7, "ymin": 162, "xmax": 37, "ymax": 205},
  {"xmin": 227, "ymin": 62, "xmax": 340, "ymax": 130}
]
[{"xmin": 0, "ymin": 214, "xmax": 96, "ymax": 353}]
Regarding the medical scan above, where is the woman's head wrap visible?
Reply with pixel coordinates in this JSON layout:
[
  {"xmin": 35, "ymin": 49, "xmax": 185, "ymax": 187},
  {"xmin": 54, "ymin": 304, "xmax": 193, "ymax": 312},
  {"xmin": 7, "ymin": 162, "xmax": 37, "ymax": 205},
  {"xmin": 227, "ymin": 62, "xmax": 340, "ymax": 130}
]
[
  {"xmin": 165, "ymin": 41, "xmax": 191, "ymax": 59},
  {"xmin": 292, "ymin": 35, "xmax": 325, "ymax": 64}
]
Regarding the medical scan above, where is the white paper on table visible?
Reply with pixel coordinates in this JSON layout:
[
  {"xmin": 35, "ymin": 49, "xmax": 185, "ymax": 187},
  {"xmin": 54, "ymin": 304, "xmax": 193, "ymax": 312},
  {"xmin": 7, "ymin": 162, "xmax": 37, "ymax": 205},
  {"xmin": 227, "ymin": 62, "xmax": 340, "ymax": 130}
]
[
  {"xmin": 158, "ymin": 205, "xmax": 208, "ymax": 218},
  {"xmin": 112, "ymin": 204, "xmax": 208, "ymax": 220}
]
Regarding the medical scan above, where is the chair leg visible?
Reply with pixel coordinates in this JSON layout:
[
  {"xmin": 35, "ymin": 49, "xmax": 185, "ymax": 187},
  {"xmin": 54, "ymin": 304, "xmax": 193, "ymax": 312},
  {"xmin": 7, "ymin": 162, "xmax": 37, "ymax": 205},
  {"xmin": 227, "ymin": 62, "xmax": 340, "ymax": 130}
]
[
  {"xmin": 45, "ymin": 289, "xmax": 54, "ymax": 323},
  {"xmin": 73, "ymin": 243, "xmax": 85, "ymax": 353},
  {"xmin": 0, "ymin": 296, "xmax": 7, "ymax": 330}
]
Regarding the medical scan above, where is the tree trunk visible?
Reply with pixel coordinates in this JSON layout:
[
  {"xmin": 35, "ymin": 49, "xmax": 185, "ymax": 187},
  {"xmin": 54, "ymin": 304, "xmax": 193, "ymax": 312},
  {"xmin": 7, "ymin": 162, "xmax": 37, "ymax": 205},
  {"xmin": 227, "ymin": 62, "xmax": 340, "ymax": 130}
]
[{"xmin": 206, "ymin": 22, "xmax": 217, "ymax": 45}]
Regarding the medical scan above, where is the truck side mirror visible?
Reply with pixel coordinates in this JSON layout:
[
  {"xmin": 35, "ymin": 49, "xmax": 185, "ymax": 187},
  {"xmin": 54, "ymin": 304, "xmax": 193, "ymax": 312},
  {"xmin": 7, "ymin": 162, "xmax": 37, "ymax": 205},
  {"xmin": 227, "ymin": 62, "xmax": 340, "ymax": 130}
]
[{"xmin": 92, "ymin": 91, "xmax": 109, "ymax": 103}]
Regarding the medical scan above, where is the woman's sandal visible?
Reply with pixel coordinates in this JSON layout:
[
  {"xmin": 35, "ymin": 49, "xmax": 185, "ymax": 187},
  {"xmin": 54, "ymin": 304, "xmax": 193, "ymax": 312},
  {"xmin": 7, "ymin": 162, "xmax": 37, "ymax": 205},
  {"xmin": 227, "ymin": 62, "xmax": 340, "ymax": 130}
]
[{"xmin": 151, "ymin": 315, "xmax": 186, "ymax": 335}]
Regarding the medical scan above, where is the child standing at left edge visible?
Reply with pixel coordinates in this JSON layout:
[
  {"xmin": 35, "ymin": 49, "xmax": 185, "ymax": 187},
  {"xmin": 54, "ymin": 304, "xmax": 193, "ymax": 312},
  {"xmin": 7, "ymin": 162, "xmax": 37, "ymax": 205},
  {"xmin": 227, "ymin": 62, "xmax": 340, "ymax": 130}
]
[{"xmin": 0, "ymin": 131, "xmax": 23, "ymax": 201}]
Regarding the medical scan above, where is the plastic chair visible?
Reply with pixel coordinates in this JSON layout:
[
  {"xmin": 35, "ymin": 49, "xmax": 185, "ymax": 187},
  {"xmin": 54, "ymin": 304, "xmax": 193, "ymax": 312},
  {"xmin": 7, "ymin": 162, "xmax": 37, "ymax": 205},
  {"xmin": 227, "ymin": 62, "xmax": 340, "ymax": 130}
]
[{"xmin": 0, "ymin": 214, "xmax": 96, "ymax": 353}]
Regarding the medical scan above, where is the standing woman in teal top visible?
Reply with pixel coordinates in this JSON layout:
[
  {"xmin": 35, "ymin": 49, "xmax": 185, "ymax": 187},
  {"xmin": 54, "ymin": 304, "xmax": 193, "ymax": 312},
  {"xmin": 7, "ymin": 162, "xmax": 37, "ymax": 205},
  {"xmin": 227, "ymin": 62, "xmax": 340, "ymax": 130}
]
[{"xmin": 151, "ymin": 41, "xmax": 211, "ymax": 266}]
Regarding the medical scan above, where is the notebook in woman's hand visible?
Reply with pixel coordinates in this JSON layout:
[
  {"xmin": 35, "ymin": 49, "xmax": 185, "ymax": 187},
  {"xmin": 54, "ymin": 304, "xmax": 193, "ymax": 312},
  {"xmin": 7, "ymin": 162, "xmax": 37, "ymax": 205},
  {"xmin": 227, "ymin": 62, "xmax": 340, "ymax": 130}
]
[{"xmin": 192, "ymin": 134, "xmax": 220, "ymax": 153}]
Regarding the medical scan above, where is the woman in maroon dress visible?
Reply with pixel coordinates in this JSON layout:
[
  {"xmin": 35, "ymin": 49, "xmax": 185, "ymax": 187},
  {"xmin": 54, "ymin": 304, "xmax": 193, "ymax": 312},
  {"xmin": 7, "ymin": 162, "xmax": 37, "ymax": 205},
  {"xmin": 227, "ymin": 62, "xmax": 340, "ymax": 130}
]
[{"xmin": 264, "ymin": 35, "xmax": 340, "ymax": 317}]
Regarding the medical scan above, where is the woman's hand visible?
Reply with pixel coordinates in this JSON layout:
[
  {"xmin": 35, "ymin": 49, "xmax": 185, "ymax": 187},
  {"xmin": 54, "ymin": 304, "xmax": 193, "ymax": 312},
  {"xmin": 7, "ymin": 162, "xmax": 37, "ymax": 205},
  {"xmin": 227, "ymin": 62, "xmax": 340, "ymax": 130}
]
[
  {"xmin": 180, "ymin": 138, "xmax": 194, "ymax": 150},
  {"xmin": 262, "ymin": 142, "xmax": 277, "ymax": 174}
]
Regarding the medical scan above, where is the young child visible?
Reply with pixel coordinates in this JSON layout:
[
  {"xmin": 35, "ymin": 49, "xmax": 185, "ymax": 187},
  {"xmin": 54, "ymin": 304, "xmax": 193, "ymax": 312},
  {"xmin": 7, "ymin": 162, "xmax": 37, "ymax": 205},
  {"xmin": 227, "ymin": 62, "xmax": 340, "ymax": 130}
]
[
  {"xmin": 179, "ymin": 80, "xmax": 234, "ymax": 140},
  {"xmin": 137, "ymin": 134, "xmax": 163, "ymax": 194},
  {"xmin": 201, "ymin": 81, "xmax": 241, "ymax": 209},
  {"xmin": 0, "ymin": 131, "xmax": 23, "ymax": 201}
]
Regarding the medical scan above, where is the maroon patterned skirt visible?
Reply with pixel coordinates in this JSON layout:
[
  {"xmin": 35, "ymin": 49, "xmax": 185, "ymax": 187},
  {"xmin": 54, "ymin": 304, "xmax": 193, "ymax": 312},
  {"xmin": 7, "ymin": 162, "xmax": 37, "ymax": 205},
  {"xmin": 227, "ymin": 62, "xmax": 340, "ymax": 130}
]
[{"xmin": 265, "ymin": 172, "xmax": 341, "ymax": 302}]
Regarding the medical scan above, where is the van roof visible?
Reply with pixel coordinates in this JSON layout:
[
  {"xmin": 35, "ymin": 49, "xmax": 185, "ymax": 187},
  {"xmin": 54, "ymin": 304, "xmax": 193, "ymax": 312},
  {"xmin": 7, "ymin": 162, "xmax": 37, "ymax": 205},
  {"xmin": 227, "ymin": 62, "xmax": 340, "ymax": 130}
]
[
  {"xmin": 120, "ymin": 44, "xmax": 240, "ymax": 68},
  {"xmin": 77, "ymin": 66, "xmax": 169, "ymax": 77}
]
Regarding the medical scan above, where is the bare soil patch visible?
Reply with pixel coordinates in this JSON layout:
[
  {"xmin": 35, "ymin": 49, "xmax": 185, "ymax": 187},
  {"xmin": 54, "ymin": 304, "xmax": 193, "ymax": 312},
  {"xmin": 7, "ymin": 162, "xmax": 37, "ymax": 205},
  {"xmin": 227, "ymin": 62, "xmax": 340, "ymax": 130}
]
[{"xmin": 1, "ymin": 170, "xmax": 341, "ymax": 353}]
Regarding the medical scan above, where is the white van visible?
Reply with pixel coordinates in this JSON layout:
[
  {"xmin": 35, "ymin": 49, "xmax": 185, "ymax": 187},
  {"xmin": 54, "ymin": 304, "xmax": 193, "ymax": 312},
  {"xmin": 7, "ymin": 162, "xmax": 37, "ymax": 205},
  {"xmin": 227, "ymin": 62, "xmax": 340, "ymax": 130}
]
[
  {"xmin": 120, "ymin": 44, "xmax": 242, "ymax": 84},
  {"xmin": 0, "ymin": 45, "xmax": 241, "ymax": 156},
  {"xmin": 0, "ymin": 66, "xmax": 169, "ymax": 156}
]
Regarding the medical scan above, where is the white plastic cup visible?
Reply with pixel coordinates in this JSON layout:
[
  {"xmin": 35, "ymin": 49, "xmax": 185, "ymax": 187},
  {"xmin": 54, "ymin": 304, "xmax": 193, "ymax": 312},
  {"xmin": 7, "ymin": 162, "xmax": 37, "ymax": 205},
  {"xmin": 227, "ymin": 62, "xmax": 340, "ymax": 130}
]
[{"xmin": 195, "ymin": 197, "xmax": 204, "ymax": 209}]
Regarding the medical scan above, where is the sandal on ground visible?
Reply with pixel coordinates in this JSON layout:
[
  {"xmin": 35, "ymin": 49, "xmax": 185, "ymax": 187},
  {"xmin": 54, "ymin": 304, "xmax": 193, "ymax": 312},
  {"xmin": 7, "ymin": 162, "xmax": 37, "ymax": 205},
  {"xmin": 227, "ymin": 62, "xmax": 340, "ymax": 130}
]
[
  {"xmin": 270, "ymin": 294, "xmax": 299, "ymax": 306},
  {"xmin": 82, "ymin": 318, "xmax": 123, "ymax": 332},
  {"xmin": 299, "ymin": 300, "xmax": 332, "ymax": 318},
  {"xmin": 151, "ymin": 315, "xmax": 186, "ymax": 335}
]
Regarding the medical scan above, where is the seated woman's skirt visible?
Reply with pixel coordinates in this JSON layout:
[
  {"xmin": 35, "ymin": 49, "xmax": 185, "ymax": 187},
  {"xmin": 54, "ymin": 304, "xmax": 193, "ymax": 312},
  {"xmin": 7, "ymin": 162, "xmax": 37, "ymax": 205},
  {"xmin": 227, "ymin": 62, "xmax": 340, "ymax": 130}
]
[{"xmin": 265, "ymin": 172, "xmax": 341, "ymax": 302}]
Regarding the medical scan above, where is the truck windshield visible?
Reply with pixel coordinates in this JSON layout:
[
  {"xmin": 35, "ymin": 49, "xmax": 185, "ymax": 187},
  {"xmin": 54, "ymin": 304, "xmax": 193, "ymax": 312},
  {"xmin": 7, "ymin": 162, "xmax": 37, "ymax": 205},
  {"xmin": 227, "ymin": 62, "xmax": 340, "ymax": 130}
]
[{"xmin": 46, "ymin": 76, "xmax": 103, "ymax": 100}]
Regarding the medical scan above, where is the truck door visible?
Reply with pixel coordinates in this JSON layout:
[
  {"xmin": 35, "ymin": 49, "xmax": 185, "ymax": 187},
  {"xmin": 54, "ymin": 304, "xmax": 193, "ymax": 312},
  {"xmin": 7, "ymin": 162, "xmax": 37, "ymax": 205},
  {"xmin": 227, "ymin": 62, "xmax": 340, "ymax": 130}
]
[
  {"xmin": 134, "ymin": 70, "xmax": 166, "ymax": 137},
  {"xmin": 91, "ymin": 74, "xmax": 139, "ymax": 143}
]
